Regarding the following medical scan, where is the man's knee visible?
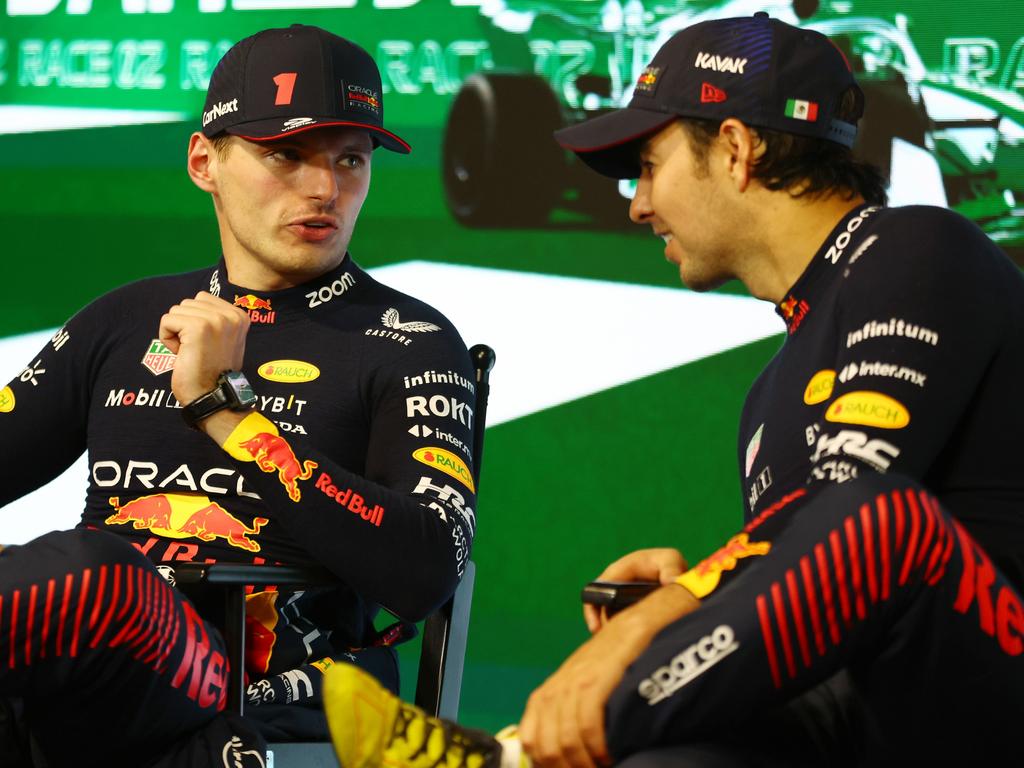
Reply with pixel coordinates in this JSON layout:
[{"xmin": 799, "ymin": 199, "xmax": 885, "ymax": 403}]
[{"xmin": 2, "ymin": 529, "xmax": 153, "ymax": 577}]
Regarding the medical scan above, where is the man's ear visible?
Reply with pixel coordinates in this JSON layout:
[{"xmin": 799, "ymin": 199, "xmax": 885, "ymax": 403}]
[
  {"xmin": 718, "ymin": 119, "xmax": 762, "ymax": 193},
  {"xmin": 187, "ymin": 132, "xmax": 217, "ymax": 193}
]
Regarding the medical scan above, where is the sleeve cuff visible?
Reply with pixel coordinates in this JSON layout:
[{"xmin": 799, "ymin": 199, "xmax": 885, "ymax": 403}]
[{"xmin": 220, "ymin": 411, "xmax": 280, "ymax": 462}]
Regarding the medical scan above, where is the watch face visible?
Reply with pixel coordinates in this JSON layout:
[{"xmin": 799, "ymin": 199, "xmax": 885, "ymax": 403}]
[{"xmin": 223, "ymin": 371, "xmax": 257, "ymax": 408}]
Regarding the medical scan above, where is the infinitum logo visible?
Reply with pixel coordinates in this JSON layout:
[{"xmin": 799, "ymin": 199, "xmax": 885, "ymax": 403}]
[
  {"xmin": 846, "ymin": 319, "xmax": 939, "ymax": 349},
  {"xmin": 638, "ymin": 625, "xmax": 738, "ymax": 705}
]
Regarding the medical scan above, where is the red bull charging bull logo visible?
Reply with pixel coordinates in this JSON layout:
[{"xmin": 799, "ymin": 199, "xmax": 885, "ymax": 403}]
[
  {"xmin": 234, "ymin": 294, "xmax": 276, "ymax": 325},
  {"xmin": 676, "ymin": 533, "xmax": 771, "ymax": 599},
  {"xmin": 238, "ymin": 432, "xmax": 318, "ymax": 502},
  {"xmin": 105, "ymin": 494, "xmax": 268, "ymax": 552}
]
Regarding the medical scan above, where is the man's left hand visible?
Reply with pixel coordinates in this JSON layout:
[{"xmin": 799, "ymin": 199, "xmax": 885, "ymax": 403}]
[{"xmin": 519, "ymin": 584, "xmax": 700, "ymax": 768}]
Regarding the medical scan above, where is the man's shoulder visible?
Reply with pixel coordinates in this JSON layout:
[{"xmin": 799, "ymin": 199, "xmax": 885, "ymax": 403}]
[
  {"xmin": 870, "ymin": 205, "xmax": 1001, "ymax": 256},
  {"xmin": 71, "ymin": 266, "xmax": 213, "ymax": 324},
  {"xmin": 356, "ymin": 269, "xmax": 463, "ymax": 341},
  {"xmin": 848, "ymin": 205, "xmax": 1018, "ymax": 282},
  {"xmin": 96, "ymin": 266, "xmax": 214, "ymax": 305}
]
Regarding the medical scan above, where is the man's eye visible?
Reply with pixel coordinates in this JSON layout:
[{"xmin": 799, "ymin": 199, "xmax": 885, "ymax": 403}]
[
  {"xmin": 340, "ymin": 155, "xmax": 366, "ymax": 169},
  {"xmin": 270, "ymin": 149, "xmax": 300, "ymax": 162}
]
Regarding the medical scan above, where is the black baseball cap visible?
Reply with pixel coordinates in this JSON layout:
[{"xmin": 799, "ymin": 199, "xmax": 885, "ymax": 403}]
[
  {"xmin": 555, "ymin": 13, "xmax": 862, "ymax": 178},
  {"xmin": 201, "ymin": 24, "xmax": 410, "ymax": 153}
]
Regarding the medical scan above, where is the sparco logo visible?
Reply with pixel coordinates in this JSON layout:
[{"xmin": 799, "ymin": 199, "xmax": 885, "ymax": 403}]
[
  {"xmin": 307, "ymin": 272, "xmax": 355, "ymax": 308},
  {"xmin": 202, "ymin": 98, "xmax": 238, "ymax": 127},
  {"xmin": 694, "ymin": 51, "xmax": 747, "ymax": 74},
  {"xmin": 824, "ymin": 206, "xmax": 879, "ymax": 265},
  {"xmin": 638, "ymin": 625, "xmax": 738, "ymax": 705}
]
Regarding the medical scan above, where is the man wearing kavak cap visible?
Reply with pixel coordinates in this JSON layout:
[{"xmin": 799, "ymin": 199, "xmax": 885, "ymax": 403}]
[
  {"xmin": 319, "ymin": 12, "xmax": 1024, "ymax": 768},
  {"xmin": 0, "ymin": 24, "xmax": 478, "ymax": 766}
]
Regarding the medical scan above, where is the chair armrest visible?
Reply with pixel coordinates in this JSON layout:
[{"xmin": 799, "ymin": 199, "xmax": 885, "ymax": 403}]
[{"xmin": 173, "ymin": 562, "xmax": 337, "ymax": 587}]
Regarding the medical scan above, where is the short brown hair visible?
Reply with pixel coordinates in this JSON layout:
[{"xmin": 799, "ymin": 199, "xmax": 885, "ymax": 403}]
[
  {"xmin": 210, "ymin": 133, "xmax": 234, "ymax": 160},
  {"xmin": 680, "ymin": 88, "xmax": 887, "ymax": 205}
]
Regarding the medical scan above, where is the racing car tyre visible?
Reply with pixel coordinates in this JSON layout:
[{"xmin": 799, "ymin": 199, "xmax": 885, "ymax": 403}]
[{"xmin": 443, "ymin": 72, "xmax": 565, "ymax": 227}]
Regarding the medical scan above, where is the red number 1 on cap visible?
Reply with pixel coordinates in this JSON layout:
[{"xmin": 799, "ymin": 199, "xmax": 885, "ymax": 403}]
[{"xmin": 273, "ymin": 72, "xmax": 298, "ymax": 106}]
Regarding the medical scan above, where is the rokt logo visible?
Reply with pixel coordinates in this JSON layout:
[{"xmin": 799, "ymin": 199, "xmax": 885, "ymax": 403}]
[
  {"xmin": 406, "ymin": 394, "xmax": 474, "ymax": 428},
  {"xmin": 826, "ymin": 391, "xmax": 910, "ymax": 429},
  {"xmin": 638, "ymin": 625, "xmax": 739, "ymax": 705},
  {"xmin": 694, "ymin": 51, "xmax": 747, "ymax": 74}
]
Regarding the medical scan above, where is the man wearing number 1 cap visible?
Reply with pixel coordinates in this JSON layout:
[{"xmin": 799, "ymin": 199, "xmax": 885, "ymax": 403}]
[
  {"xmin": 320, "ymin": 11, "xmax": 1024, "ymax": 768},
  {"xmin": 0, "ymin": 23, "xmax": 477, "ymax": 766}
]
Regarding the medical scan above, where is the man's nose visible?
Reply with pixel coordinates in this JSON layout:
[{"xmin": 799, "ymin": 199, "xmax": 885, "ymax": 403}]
[
  {"xmin": 305, "ymin": 156, "xmax": 340, "ymax": 206},
  {"xmin": 629, "ymin": 176, "xmax": 653, "ymax": 224}
]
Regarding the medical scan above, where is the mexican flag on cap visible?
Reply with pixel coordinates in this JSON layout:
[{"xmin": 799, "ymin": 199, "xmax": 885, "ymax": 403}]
[{"xmin": 785, "ymin": 99, "xmax": 818, "ymax": 121}]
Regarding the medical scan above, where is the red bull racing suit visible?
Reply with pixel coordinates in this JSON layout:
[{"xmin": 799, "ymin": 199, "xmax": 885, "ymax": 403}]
[
  {"xmin": 0, "ymin": 255, "xmax": 477, "ymax": 763},
  {"xmin": 603, "ymin": 206, "xmax": 1024, "ymax": 765}
]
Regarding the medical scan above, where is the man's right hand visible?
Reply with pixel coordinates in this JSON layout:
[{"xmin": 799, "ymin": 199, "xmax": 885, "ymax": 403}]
[{"xmin": 583, "ymin": 548, "xmax": 688, "ymax": 633}]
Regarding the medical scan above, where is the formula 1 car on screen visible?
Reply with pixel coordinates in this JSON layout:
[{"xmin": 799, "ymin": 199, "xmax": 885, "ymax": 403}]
[{"xmin": 441, "ymin": 0, "xmax": 1024, "ymax": 257}]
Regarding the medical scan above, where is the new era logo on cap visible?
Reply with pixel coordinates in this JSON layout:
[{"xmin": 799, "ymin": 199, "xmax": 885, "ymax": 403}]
[{"xmin": 701, "ymin": 82, "xmax": 727, "ymax": 103}]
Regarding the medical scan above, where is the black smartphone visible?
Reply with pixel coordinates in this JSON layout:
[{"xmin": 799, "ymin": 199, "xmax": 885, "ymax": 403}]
[{"xmin": 581, "ymin": 580, "xmax": 661, "ymax": 614}]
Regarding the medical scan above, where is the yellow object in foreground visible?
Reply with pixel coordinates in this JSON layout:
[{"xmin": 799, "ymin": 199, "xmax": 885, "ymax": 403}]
[{"xmin": 323, "ymin": 662, "xmax": 501, "ymax": 768}]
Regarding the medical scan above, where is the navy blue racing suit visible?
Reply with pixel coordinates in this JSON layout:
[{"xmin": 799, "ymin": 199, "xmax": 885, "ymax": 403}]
[
  {"xmin": 0, "ymin": 254, "xmax": 477, "ymax": 764},
  {"xmin": 604, "ymin": 205, "xmax": 1024, "ymax": 765}
]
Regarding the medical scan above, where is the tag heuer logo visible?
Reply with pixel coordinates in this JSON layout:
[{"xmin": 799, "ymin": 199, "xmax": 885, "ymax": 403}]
[{"xmin": 142, "ymin": 339, "xmax": 176, "ymax": 376}]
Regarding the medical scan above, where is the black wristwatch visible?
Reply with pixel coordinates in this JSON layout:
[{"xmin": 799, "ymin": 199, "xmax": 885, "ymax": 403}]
[{"xmin": 181, "ymin": 370, "xmax": 257, "ymax": 429}]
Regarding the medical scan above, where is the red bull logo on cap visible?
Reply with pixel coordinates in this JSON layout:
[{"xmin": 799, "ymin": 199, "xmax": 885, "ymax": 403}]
[
  {"xmin": 676, "ymin": 533, "xmax": 771, "ymax": 599},
  {"xmin": 105, "ymin": 494, "xmax": 268, "ymax": 552},
  {"xmin": 238, "ymin": 432, "xmax": 318, "ymax": 502},
  {"xmin": 234, "ymin": 294, "xmax": 276, "ymax": 325}
]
